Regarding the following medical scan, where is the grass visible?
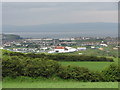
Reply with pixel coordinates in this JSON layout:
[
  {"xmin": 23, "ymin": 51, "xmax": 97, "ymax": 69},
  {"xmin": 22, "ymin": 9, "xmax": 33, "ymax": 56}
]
[
  {"xmin": 59, "ymin": 58, "xmax": 118, "ymax": 71},
  {"xmin": 3, "ymin": 82, "xmax": 118, "ymax": 88},
  {"xmin": 70, "ymin": 48, "xmax": 118, "ymax": 57},
  {"xmin": 59, "ymin": 61, "xmax": 114, "ymax": 71},
  {"xmin": 2, "ymin": 56, "xmax": 119, "ymax": 88},
  {"xmin": 2, "ymin": 77, "xmax": 118, "ymax": 88},
  {"xmin": 2, "ymin": 51, "xmax": 119, "ymax": 88},
  {"xmin": 0, "ymin": 81, "xmax": 2, "ymax": 90}
]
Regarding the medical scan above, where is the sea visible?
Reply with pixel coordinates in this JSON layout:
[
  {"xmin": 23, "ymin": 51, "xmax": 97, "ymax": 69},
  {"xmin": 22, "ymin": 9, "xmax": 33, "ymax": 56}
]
[{"xmin": 4, "ymin": 31, "xmax": 118, "ymax": 39}]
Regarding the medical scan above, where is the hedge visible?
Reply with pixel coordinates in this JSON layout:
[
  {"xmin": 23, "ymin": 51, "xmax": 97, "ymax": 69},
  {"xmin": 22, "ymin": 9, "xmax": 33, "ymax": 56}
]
[
  {"xmin": 101, "ymin": 64, "xmax": 120, "ymax": 82},
  {"xmin": 2, "ymin": 50, "xmax": 119, "ymax": 82},
  {"xmin": 2, "ymin": 50, "xmax": 114, "ymax": 62},
  {"xmin": 2, "ymin": 55, "xmax": 119, "ymax": 82},
  {"xmin": 2, "ymin": 55, "xmax": 60, "ymax": 78},
  {"xmin": 25, "ymin": 53, "xmax": 114, "ymax": 62},
  {"xmin": 57, "ymin": 65, "xmax": 104, "ymax": 82}
]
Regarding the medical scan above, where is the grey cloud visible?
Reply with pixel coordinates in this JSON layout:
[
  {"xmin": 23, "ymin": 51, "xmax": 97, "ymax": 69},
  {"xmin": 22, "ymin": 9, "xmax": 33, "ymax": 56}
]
[
  {"xmin": 2, "ymin": 2, "xmax": 117, "ymax": 11},
  {"xmin": 2, "ymin": 2, "xmax": 118, "ymax": 26}
]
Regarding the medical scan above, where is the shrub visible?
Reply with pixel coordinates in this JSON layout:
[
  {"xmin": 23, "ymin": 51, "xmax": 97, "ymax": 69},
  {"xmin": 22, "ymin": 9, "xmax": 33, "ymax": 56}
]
[
  {"xmin": 2, "ymin": 55, "xmax": 60, "ymax": 78},
  {"xmin": 101, "ymin": 64, "xmax": 120, "ymax": 82},
  {"xmin": 23, "ymin": 58, "xmax": 60, "ymax": 78},
  {"xmin": 57, "ymin": 65, "xmax": 103, "ymax": 81},
  {"xmin": 2, "ymin": 50, "xmax": 117, "ymax": 82},
  {"xmin": 46, "ymin": 54, "xmax": 114, "ymax": 62},
  {"xmin": 2, "ymin": 50, "xmax": 114, "ymax": 62},
  {"xmin": 88, "ymin": 71, "xmax": 104, "ymax": 82},
  {"xmin": 2, "ymin": 56, "xmax": 24, "ymax": 77}
]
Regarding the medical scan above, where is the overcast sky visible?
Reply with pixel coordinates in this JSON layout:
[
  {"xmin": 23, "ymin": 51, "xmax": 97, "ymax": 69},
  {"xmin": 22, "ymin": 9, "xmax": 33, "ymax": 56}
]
[{"xmin": 2, "ymin": 2, "xmax": 118, "ymax": 26}]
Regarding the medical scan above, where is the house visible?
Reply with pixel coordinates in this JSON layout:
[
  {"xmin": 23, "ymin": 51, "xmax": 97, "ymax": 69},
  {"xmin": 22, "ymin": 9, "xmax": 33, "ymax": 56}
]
[
  {"xmin": 40, "ymin": 47, "xmax": 48, "ymax": 50},
  {"xmin": 78, "ymin": 53, "xmax": 83, "ymax": 55},
  {"xmin": 48, "ymin": 46, "xmax": 77, "ymax": 53},
  {"xmin": 54, "ymin": 46, "xmax": 65, "ymax": 53},
  {"xmin": 100, "ymin": 44, "xmax": 108, "ymax": 47},
  {"xmin": 0, "ymin": 47, "xmax": 3, "ymax": 49},
  {"xmin": 77, "ymin": 47, "xmax": 86, "ymax": 51},
  {"xmin": 113, "ymin": 47, "xmax": 118, "ymax": 50},
  {"xmin": 91, "ymin": 46, "xmax": 95, "ymax": 49}
]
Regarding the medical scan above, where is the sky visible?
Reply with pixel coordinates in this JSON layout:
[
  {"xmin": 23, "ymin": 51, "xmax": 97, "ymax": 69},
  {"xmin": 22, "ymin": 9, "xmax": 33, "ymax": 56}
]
[
  {"xmin": 1, "ymin": 0, "xmax": 119, "ymax": 2},
  {"xmin": 2, "ymin": 2, "xmax": 118, "ymax": 38},
  {"xmin": 2, "ymin": 2, "xmax": 118, "ymax": 26}
]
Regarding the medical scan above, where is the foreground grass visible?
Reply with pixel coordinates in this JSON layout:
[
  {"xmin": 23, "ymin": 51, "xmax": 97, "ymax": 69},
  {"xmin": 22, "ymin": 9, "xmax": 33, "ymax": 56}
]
[
  {"xmin": 2, "ymin": 77, "xmax": 118, "ymax": 88},
  {"xmin": 3, "ymin": 82, "xmax": 118, "ymax": 88}
]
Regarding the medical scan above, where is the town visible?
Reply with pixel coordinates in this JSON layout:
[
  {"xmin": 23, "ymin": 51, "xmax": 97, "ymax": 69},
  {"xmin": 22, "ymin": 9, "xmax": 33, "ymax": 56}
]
[{"xmin": 1, "ymin": 34, "xmax": 118, "ymax": 57}]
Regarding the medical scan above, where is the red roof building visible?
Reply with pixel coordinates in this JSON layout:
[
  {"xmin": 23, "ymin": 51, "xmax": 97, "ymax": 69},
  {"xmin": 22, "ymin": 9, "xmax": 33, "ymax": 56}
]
[{"xmin": 55, "ymin": 46, "xmax": 65, "ymax": 49}]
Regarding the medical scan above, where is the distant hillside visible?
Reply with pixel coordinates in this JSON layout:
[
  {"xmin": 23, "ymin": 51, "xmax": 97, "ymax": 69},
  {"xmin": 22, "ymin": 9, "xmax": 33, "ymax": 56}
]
[{"xmin": 2, "ymin": 34, "xmax": 22, "ymax": 40}]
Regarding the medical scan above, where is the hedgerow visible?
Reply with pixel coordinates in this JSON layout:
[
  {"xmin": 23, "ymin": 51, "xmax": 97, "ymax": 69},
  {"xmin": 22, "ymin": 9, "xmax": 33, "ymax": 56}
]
[
  {"xmin": 2, "ymin": 50, "xmax": 119, "ymax": 82},
  {"xmin": 101, "ymin": 64, "xmax": 120, "ymax": 82},
  {"xmin": 57, "ymin": 65, "xmax": 104, "ymax": 82},
  {"xmin": 2, "ymin": 50, "xmax": 114, "ymax": 62},
  {"xmin": 2, "ymin": 55, "xmax": 60, "ymax": 78}
]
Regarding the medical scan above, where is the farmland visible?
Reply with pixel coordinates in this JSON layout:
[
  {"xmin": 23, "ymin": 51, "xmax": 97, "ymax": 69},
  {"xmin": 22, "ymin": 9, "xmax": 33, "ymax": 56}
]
[
  {"xmin": 68, "ymin": 47, "xmax": 118, "ymax": 57},
  {"xmin": 2, "ymin": 50, "xmax": 119, "ymax": 88},
  {"xmin": 59, "ymin": 62, "xmax": 113, "ymax": 71},
  {"xmin": 59, "ymin": 58, "xmax": 118, "ymax": 71}
]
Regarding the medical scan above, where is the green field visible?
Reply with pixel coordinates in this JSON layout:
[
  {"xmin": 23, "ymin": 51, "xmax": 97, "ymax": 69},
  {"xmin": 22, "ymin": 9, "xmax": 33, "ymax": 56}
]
[
  {"xmin": 70, "ymin": 47, "xmax": 118, "ymax": 57},
  {"xmin": 3, "ymin": 82, "xmax": 118, "ymax": 88},
  {"xmin": 2, "ymin": 77, "xmax": 118, "ymax": 88},
  {"xmin": 59, "ymin": 61, "xmax": 114, "ymax": 71},
  {"xmin": 3, "ymin": 58, "xmax": 119, "ymax": 88},
  {"xmin": 2, "ymin": 49, "xmax": 119, "ymax": 88},
  {"xmin": 59, "ymin": 58, "xmax": 118, "ymax": 71}
]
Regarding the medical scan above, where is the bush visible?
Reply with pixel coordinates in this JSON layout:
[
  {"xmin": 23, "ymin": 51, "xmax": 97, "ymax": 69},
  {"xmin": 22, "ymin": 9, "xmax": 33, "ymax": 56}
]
[
  {"xmin": 57, "ymin": 65, "xmax": 103, "ymax": 82},
  {"xmin": 2, "ymin": 55, "xmax": 60, "ymax": 78},
  {"xmin": 88, "ymin": 71, "xmax": 104, "ymax": 82},
  {"xmin": 45, "ymin": 54, "xmax": 114, "ymax": 62},
  {"xmin": 23, "ymin": 58, "xmax": 60, "ymax": 78},
  {"xmin": 2, "ymin": 56, "xmax": 24, "ymax": 77},
  {"xmin": 2, "ymin": 50, "xmax": 118, "ymax": 82},
  {"xmin": 2, "ymin": 50, "xmax": 114, "ymax": 62},
  {"xmin": 101, "ymin": 64, "xmax": 120, "ymax": 82}
]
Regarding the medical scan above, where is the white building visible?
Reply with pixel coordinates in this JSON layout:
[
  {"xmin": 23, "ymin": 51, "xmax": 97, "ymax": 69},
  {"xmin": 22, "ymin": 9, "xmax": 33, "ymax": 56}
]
[
  {"xmin": 48, "ymin": 46, "xmax": 77, "ymax": 53},
  {"xmin": 0, "ymin": 47, "xmax": 3, "ymax": 49},
  {"xmin": 91, "ymin": 46, "xmax": 95, "ymax": 49},
  {"xmin": 100, "ymin": 44, "xmax": 108, "ymax": 47},
  {"xmin": 77, "ymin": 47, "xmax": 86, "ymax": 51}
]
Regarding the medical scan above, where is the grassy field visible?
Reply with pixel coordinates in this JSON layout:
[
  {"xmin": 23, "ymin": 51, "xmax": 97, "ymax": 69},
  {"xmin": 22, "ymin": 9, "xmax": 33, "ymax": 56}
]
[
  {"xmin": 3, "ymin": 82, "xmax": 118, "ymax": 88},
  {"xmin": 59, "ymin": 58, "xmax": 118, "ymax": 71},
  {"xmin": 2, "ymin": 52, "xmax": 118, "ymax": 88},
  {"xmin": 70, "ymin": 47, "xmax": 118, "ymax": 57},
  {"xmin": 3, "ymin": 58, "xmax": 119, "ymax": 88},
  {"xmin": 59, "ymin": 61, "xmax": 113, "ymax": 71},
  {"xmin": 2, "ymin": 77, "xmax": 118, "ymax": 88}
]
